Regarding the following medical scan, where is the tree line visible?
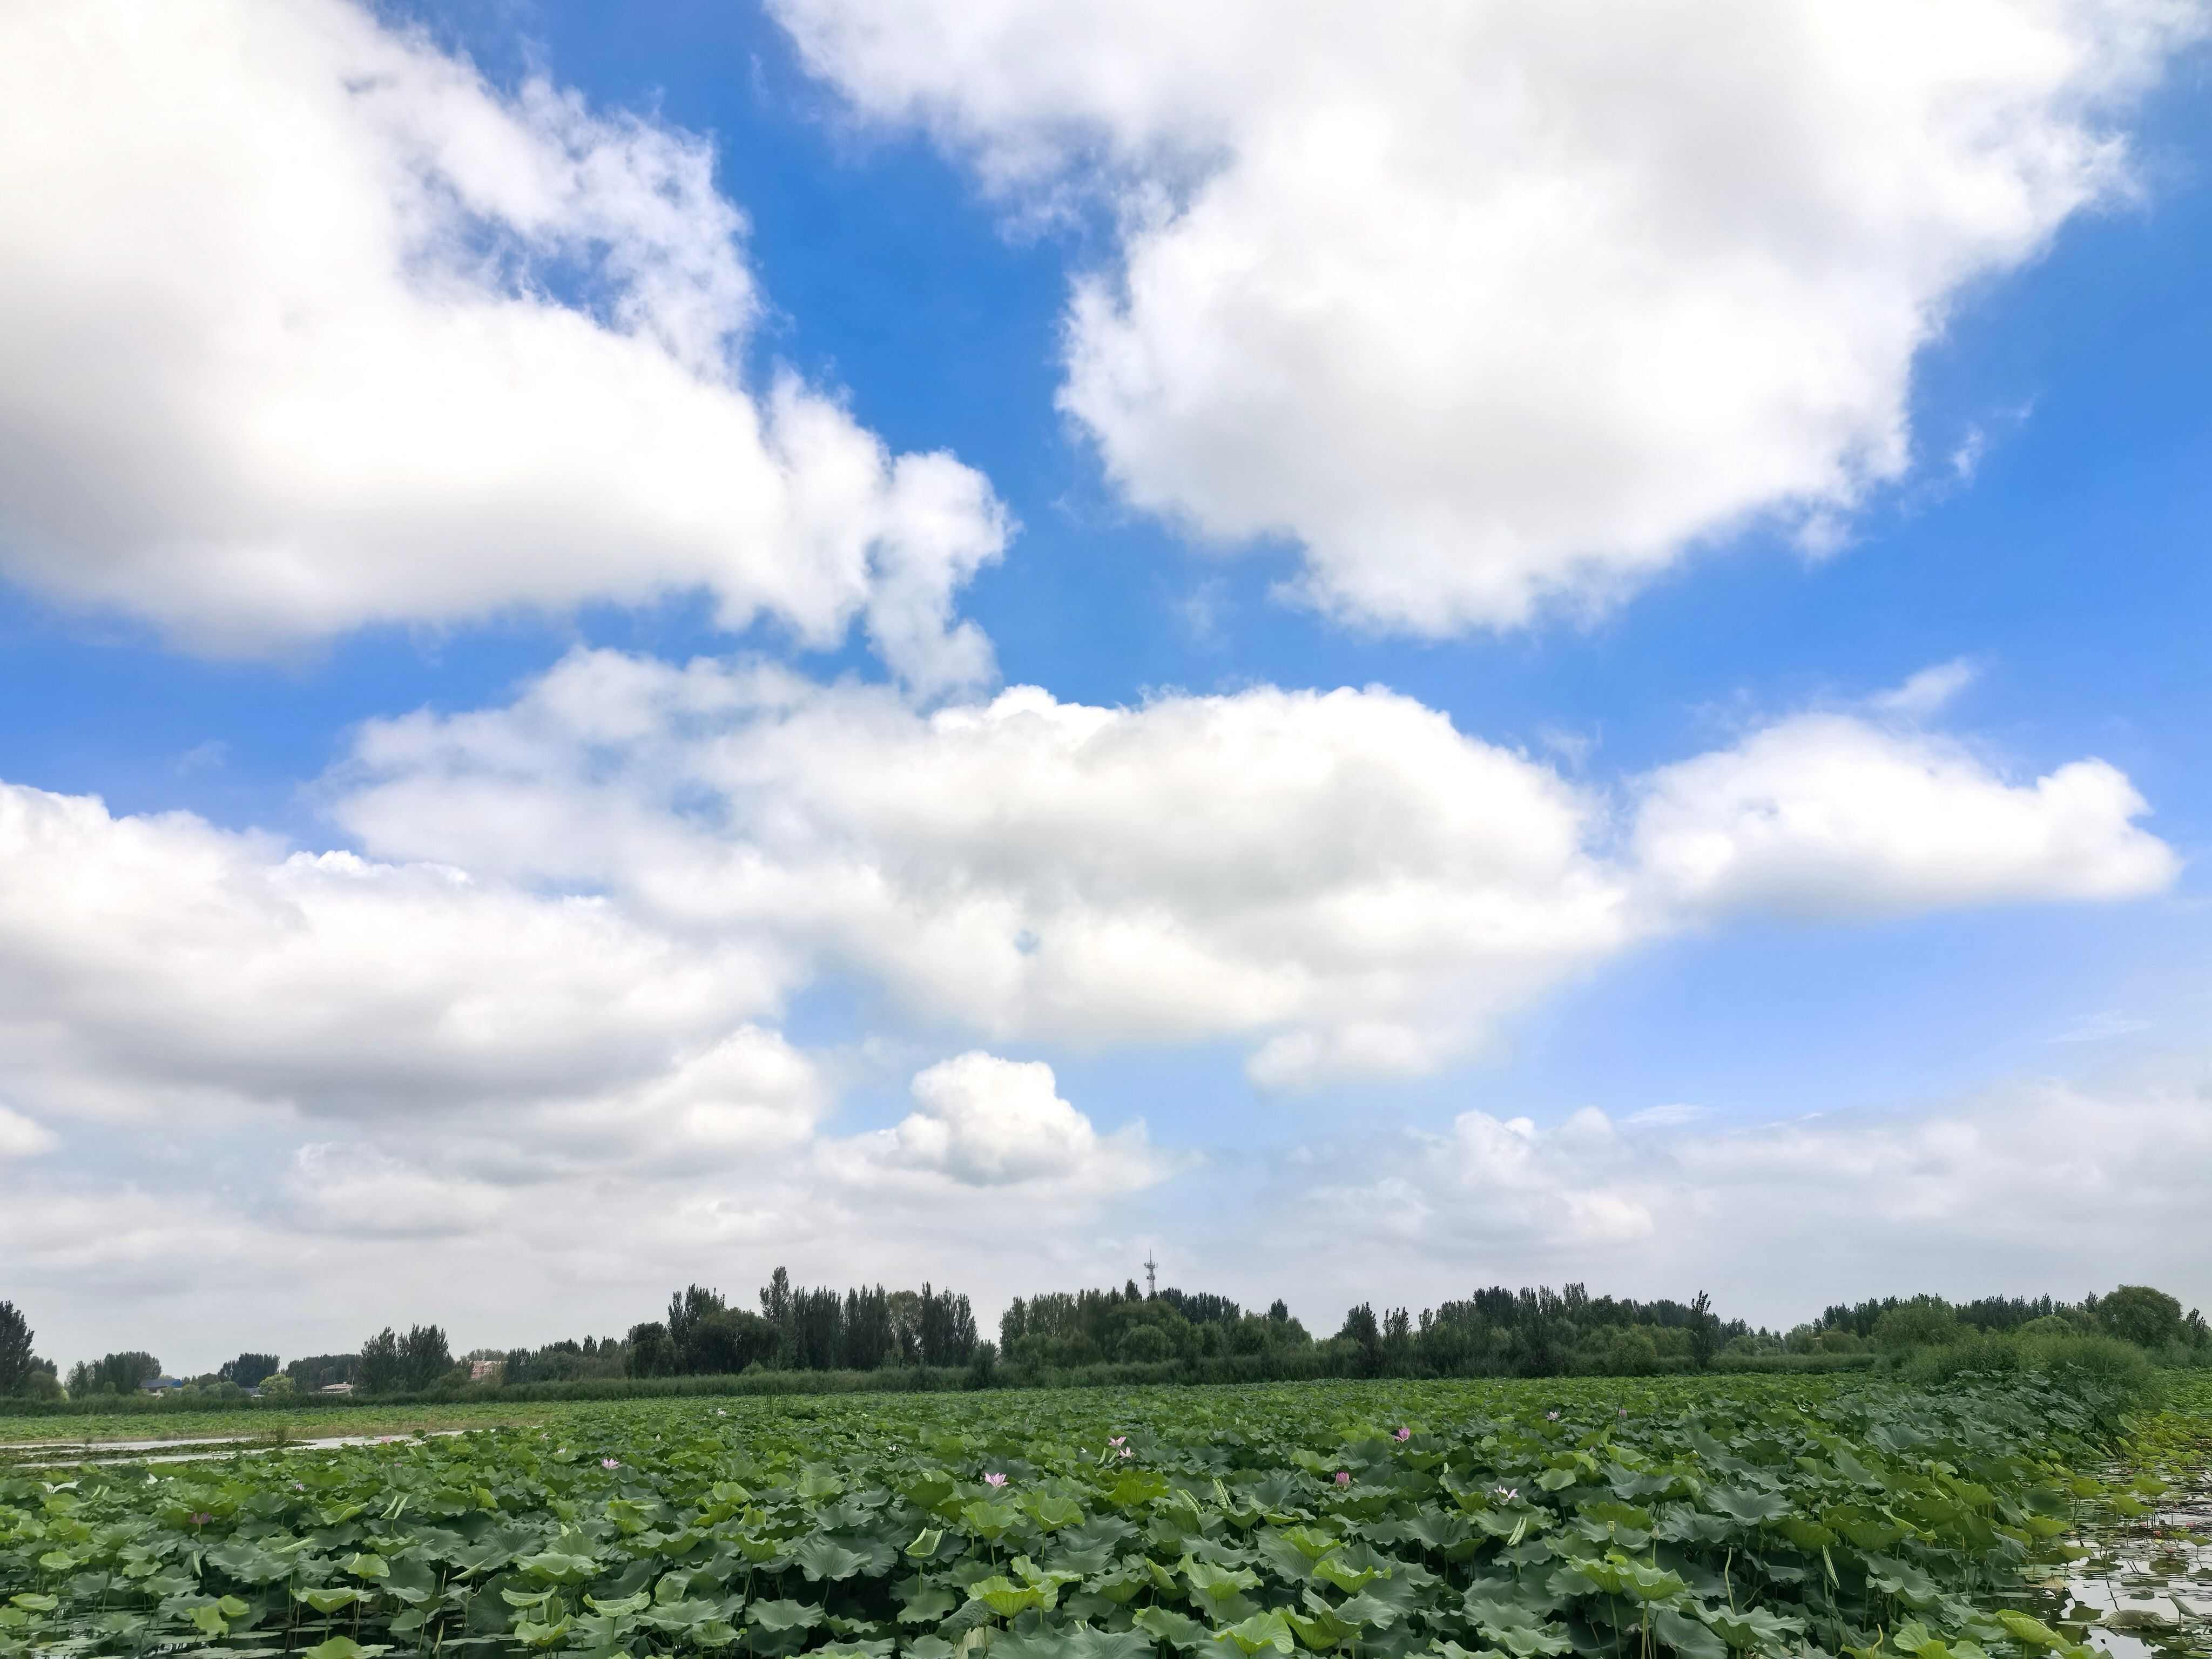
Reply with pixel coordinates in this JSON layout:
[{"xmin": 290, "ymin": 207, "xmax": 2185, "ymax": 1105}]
[
  {"xmin": 625, "ymin": 1271, "xmax": 980, "ymax": 1378},
  {"xmin": 6, "ymin": 1277, "xmax": 2208, "ymax": 1403}
]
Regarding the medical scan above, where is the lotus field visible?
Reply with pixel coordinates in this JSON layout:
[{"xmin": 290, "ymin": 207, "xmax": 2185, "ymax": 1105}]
[{"xmin": 0, "ymin": 1372, "xmax": 2183, "ymax": 1659}]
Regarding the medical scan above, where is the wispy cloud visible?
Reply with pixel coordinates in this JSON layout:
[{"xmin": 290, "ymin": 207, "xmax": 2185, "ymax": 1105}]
[{"xmin": 2048, "ymin": 1010, "xmax": 2152, "ymax": 1044}]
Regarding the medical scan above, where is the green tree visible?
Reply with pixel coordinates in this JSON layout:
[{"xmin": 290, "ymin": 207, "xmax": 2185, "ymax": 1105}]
[
  {"xmin": 398, "ymin": 1324, "xmax": 451, "ymax": 1390},
  {"xmin": 218, "ymin": 1352, "xmax": 280, "ymax": 1390},
  {"xmin": 1688, "ymin": 1291, "xmax": 1719, "ymax": 1369},
  {"xmin": 1871, "ymin": 1295, "xmax": 1961, "ymax": 1351},
  {"xmin": 359, "ymin": 1327, "xmax": 402, "ymax": 1393},
  {"xmin": 625, "ymin": 1321, "xmax": 677, "ymax": 1378},
  {"xmin": 1337, "ymin": 1303, "xmax": 1384, "ymax": 1376},
  {"xmin": 0, "ymin": 1301, "xmax": 32, "ymax": 1397},
  {"xmin": 87, "ymin": 1351, "xmax": 161, "ymax": 1394},
  {"xmin": 2099, "ymin": 1285, "xmax": 2184, "ymax": 1349}
]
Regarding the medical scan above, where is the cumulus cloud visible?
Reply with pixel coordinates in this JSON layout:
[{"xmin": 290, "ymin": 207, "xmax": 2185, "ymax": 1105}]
[
  {"xmin": 16, "ymin": 1053, "xmax": 2212, "ymax": 1368},
  {"xmin": 333, "ymin": 652, "xmax": 1636, "ymax": 1084},
  {"xmin": 287, "ymin": 1143, "xmax": 509, "ymax": 1238},
  {"xmin": 772, "ymin": 0, "xmax": 2203, "ymax": 633},
  {"xmin": 0, "ymin": 779, "xmax": 786, "ymax": 1123},
  {"xmin": 0, "ymin": 662, "xmax": 2182, "ymax": 1364},
  {"xmin": 0, "ymin": 0, "xmax": 1004, "ymax": 690},
  {"xmin": 0, "ymin": 1103, "xmax": 57, "ymax": 1158},
  {"xmin": 330, "ymin": 650, "xmax": 2175, "ymax": 1086},
  {"xmin": 1251, "ymin": 1061, "xmax": 2212, "ymax": 1325},
  {"xmin": 1630, "ymin": 712, "xmax": 2178, "ymax": 921},
  {"xmin": 833, "ymin": 1051, "xmax": 1167, "ymax": 1190}
]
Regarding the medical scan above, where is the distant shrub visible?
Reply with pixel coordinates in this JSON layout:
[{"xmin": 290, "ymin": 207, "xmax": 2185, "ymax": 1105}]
[
  {"xmin": 1907, "ymin": 1328, "xmax": 2159, "ymax": 1425},
  {"xmin": 2020, "ymin": 1331, "xmax": 2160, "ymax": 1406},
  {"xmin": 2097, "ymin": 1285, "xmax": 2186, "ymax": 1349},
  {"xmin": 1905, "ymin": 1332, "xmax": 2021, "ymax": 1386},
  {"xmin": 1872, "ymin": 1296, "xmax": 1962, "ymax": 1352},
  {"xmin": 1711, "ymin": 1351, "xmax": 1879, "ymax": 1374}
]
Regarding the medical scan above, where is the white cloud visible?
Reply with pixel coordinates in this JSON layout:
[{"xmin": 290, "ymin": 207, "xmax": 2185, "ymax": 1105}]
[
  {"xmin": 1630, "ymin": 712, "xmax": 2177, "ymax": 921},
  {"xmin": 2048, "ymin": 1009, "xmax": 2153, "ymax": 1043},
  {"xmin": 331, "ymin": 651, "xmax": 2176, "ymax": 1085},
  {"xmin": 0, "ymin": 661, "xmax": 2184, "ymax": 1365},
  {"xmin": 0, "ymin": 779, "xmax": 786, "ymax": 1123},
  {"xmin": 0, "ymin": 0, "xmax": 1004, "ymax": 690},
  {"xmin": 1870, "ymin": 659, "xmax": 1981, "ymax": 719},
  {"xmin": 772, "ymin": 0, "xmax": 2203, "ymax": 633},
  {"xmin": 1622, "ymin": 1102, "xmax": 1708, "ymax": 1130},
  {"xmin": 834, "ymin": 1051, "xmax": 1166, "ymax": 1190},
  {"xmin": 1249, "ymin": 1061, "xmax": 2212, "ymax": 1325},
  {"xmin": 333, "ymin": 652, "xmax": 1637, "ymax": 1085},
  {"xmin": 1399, "ymin": 1106, "xmax": 1656, "ymax": 1250},
  {"xmin": 0, "ymin": 1103, "xmax": 57, "ymax": 1158},
  {"xmin": 287, "ymin": 1143, "xmax": 509, "ymax": 1238},
  {"xmin": 15, "ymin": 1054, "xmax": 2212, "ymax": 1368}
]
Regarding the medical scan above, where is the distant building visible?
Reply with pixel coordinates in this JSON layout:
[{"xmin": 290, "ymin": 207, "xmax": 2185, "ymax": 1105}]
[
  {"xmin": 320, "ymin": 1381, "xmax": 355, "ymax": 1394},
  {"xmin": 469, "ymin": 1359, "xmax": 504, "ymax": 1382},
  {"xmin": 140, "ymin": 1376, "xmax": 182, "ymax": 1393}
]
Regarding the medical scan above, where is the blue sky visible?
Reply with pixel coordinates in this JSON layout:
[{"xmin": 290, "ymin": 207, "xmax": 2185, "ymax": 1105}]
[{"xmin": 2, "ymin": 0, "xmax": 2209, "ymax": 1371}]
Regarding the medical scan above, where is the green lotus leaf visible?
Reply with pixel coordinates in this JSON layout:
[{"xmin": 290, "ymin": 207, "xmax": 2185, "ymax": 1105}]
[
  {"xmin": 745, "ymin": 1598, "xmax": 822, "ymax": 1633},
  {"xmin": 1134, "ymin": 1604, "xmax": 1211, "ymax": 1650},
  {"xmin": 1311, "ymin": 1554, "xmax": 1379, "ymax": 1594},
  {"xmin": 1217, "ymin": 1609, "xmax": 1297, "ymax": 1655},
  {"xmin": 1650, "ymin": 1607, "xmax": 1727, "ymax": 1659},
  {"xmin": 791, "ymin": 1534, "xmax": 869, "ymax": 1581}
]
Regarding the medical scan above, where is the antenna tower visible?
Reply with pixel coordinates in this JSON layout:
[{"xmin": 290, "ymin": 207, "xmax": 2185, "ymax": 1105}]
[{"xmin": 1144, "ymin": 1253, "xmax": 1158, "ymax": 1299}]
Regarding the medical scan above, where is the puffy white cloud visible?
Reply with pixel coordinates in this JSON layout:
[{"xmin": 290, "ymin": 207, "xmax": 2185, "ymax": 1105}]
[
  {"xmin": 0, "ymin": 1103, "xmax": 57, "ymax": 1158},
  {"xmin": 15, "ymin": 1051, "xmax": 2212, "ymax": 1368},
  {"xmin": 0, "ymin": 779, "xmax": 786, "ymax": 1123},
  {"xmin": 772, "ymin": 0, "xmax": 2203, "ymax": 632},
  {"xmin": 334, "ymin": 652, "xmax": 1637, "ymax": 1084},
  {"xmin": 833, "ymin": 1051, "xmax": 1166, "ymax": 1190},
  {"xmin": 332, "ymin": 651, "xmax": 2176, "ymax": 1085},
  {"xmin": 1631, "ymin": 712, "xmax": 2179, "ymax": 920},
  {"xmin": 1250, "ymin": 1061, "xmax": 2212, "ymax": 1325},
  {"xmin": 0, "ymin": 0, "xmax": 1004, "ymax": 689},
  {"xmin": 0, "ymin": 662, "xmax": 2184, "ymax": 1365},
  {"xmin": 286, "ymin": 1143, "xmax": 509, "ymax": 1239}
]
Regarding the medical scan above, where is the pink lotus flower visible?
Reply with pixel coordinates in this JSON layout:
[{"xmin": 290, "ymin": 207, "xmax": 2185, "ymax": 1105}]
[
  {"xmin": 190, "ymin": 1513, "xmax": 213, "ymax": 1525},
  {"xmin": 1545, "ymin": 1411, "xmax": 1560, "ymax": 1420},
  {"xmin": 1119, "ymin": 1446, "xmax": 1132, "ymax": 1458},
  {"xmin": 1108, "ymin": 1435, "xmax": 1128, "ymax": 1448},
  {"xmin": 1334, "ymin": 1471, "xmax": 1351, "ymax": 1487},
  {"xmin": 1495, "ymin": 1486, "xmax": 1518, "ymax": 1502},
  {"xmin": 983, "ymin": 1472, "xmax": 1008, "ymax": 1487},
  {"xmin": 1394, "ymin": 1427, "xmax": 1411, "ymax": 1441},
  {"xmin": 602, "ymin": 1458, "xmax": 621, "ymax": 1469}
]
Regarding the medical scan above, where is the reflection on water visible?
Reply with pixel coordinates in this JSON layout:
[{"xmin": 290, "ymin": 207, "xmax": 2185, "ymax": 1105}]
[
  {"xmin": 1, "ymin": 1428, "xmax": 469, "ymax": 1469},
  {"xmin": 2026, "ymin": 1476, "xmax": 2212, "ymax": 1659}
]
